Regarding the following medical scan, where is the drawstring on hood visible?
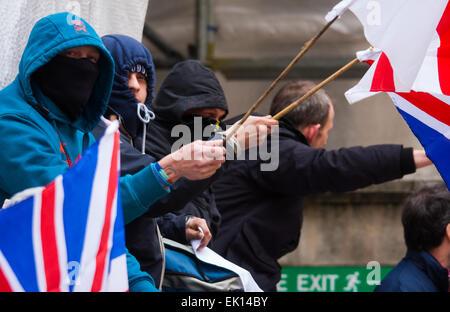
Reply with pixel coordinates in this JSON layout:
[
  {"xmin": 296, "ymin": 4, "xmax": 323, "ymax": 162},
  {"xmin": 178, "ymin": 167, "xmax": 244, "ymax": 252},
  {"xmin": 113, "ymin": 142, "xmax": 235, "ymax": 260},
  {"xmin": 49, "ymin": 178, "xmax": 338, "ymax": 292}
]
[{"xmin": 137, "ymin": 103, "xmax": 155, "ymax": 153}]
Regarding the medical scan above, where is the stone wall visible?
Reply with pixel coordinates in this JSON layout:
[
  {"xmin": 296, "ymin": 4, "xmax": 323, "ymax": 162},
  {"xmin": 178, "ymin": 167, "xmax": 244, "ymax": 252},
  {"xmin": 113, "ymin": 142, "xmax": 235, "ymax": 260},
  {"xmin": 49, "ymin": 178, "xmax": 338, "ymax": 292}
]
[{"xmin": 278, "ymin": 181, "xmax": 428, "ymax": 267}]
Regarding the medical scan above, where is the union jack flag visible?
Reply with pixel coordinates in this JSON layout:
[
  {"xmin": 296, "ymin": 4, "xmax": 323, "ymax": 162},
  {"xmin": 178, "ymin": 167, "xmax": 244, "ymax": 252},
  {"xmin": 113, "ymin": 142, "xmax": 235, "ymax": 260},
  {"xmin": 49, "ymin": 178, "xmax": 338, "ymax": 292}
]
[
  {"xmin": 328, "ymin": 0, "xmax": 450, "ymax": 93},
  {"xmin": 345, "ymin": 47, "xmax": 450, "ymax": 190},
  {"xmin": 0, "ymin": 122, "xmax": 128, "ymax": 292},
  {"xmin": 327, "ymin": 0, "xmax": 450, "ymax": 189}
]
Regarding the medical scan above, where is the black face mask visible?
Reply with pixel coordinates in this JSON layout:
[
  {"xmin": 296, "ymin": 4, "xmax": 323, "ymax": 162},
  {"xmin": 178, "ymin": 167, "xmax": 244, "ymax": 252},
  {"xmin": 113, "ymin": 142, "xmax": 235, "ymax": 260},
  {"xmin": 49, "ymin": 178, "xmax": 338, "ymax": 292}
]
[
  {"xmin": 181, "ymin": 114, "xmax": 224, "ymax": 141},
  {"xmin": 34, "ymin": 54, "xmax": 100, "ymax": 121}
]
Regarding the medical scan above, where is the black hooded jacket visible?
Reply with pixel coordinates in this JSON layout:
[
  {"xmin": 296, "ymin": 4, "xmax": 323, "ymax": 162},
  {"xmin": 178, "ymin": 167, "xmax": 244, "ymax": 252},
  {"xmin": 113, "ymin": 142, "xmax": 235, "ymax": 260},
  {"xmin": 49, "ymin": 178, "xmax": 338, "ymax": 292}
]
[
  {"xmin": 140, "ymin": 60, "xmax": 230, "ymax": 236},
  {"xmin": 211, "ymin": 116, "xmax": 417, "ymax": 291}
]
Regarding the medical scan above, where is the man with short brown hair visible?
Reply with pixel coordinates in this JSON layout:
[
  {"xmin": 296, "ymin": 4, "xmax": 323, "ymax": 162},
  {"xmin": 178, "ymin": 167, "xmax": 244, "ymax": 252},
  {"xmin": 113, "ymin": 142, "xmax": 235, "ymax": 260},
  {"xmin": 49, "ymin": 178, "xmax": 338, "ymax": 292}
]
[{"xmin": 212, "ymin": 80, "xmax": 433, "ymax": 291}]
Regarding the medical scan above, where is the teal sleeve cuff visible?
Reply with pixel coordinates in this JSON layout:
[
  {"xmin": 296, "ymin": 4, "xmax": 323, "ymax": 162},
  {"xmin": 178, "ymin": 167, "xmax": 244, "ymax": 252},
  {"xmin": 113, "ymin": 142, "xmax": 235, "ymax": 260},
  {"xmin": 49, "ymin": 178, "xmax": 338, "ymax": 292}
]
[
  {"xmin": 126, "ymin": 249, "xmax": 160, "ymax": 292},
  {"xmin": 129, "ymin": 277, "xmax": 160, "ymax": 292},
  {"xmin": 119, "ymin": 163, "xmax": 170, "ymax": 224}
]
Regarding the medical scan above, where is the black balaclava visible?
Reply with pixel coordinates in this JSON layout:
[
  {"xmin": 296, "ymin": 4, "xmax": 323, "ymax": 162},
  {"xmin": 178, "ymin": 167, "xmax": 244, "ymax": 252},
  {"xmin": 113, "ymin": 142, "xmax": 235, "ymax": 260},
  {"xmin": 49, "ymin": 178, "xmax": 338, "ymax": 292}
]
[
  {"xmin": 34, "ymin": 54, "xmax": 100, "ymax": 121},
  {"xmin": 181, "ymin": 114, "xmax": 226, "ymax": 142},
  {"xmin": 145, "ymin": 60, "xmax": 229, "ymax": 160}
]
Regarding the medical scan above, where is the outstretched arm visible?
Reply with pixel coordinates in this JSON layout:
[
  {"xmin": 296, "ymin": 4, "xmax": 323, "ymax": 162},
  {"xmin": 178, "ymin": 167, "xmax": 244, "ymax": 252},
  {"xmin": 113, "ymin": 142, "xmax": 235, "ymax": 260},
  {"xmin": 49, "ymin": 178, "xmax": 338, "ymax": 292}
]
[{"xmin": 255, "ymin": 140, "xmax": 418, "ymax": 196}]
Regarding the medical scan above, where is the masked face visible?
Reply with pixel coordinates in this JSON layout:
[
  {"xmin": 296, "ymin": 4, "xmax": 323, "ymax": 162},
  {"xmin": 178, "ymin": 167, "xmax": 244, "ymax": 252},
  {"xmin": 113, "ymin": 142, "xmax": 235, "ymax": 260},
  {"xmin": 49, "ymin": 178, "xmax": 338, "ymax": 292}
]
[
  {"xmin": 184, "ymin": 107, "xmax": 227, "ymax": 121},
  {"xmin": 181, "ymin": 114, "xmax": 225, "ymax": 142},
  {"xmin": 34, "ymin": 53, "xmax": 100, "ymax": 121}
]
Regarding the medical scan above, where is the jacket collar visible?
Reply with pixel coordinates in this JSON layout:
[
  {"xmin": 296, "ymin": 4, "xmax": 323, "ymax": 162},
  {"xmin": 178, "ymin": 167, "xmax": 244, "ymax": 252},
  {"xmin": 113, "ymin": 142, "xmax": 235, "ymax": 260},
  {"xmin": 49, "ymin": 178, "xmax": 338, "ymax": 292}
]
[
  {"xmin": 279, "ymin": 117, "xmax": 309, "ymax": 146},
  {"xmin": 406, "ymin": 249, "xmax": 449, "ymax": 291}
]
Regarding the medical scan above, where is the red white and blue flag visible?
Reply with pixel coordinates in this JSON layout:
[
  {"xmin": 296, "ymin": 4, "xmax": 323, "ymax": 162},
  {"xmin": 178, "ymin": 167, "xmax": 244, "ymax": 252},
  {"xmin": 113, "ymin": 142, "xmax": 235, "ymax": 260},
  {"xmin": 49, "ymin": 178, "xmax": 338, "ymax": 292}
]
[
  {"xmin": 388, "ymin": 92, "xmax": 450, "ymax": 190},
  {"xmin": 345, "ymin": 47, "xmax": 450, "ymax": 189},
  {"xmin": 326, "ymin": 0, "xmax": 450, "ymax": 190},
  {"xmin": 0, "ymin": 121, "xmax": 128, "ymax": 292},
  {"xmin": 326, "ymin": 0, "xmax": 450, "ymax": 189},
  {"xmin": 327, "ymin": 0, "xmax": 450, "ymax": 93}
]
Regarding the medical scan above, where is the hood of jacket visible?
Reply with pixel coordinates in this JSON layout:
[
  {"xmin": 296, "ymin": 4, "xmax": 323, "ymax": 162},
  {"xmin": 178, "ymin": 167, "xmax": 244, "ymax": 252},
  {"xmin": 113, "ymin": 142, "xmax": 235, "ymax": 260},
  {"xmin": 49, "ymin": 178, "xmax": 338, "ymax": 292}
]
[
  {"xmin": 17, "ymin": 12, "xmax": 114, "ymax": 132},
  {"xmin": 102, "ymin": 34, "xmax": 156, "ymax": 139},
  {"xmin": 152, "ymin": 60, "xmax": 228, "ymax": 126},
  {"xmin": 145, "ymin": 60, "xmax": 228, "ymax": 159}
]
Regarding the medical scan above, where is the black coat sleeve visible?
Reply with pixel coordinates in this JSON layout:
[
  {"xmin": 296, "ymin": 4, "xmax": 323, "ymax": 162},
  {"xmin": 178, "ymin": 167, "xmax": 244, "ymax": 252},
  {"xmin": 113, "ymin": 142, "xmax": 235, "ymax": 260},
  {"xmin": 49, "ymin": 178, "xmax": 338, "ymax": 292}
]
[
  {"xmin": 157, "ymin": 213, "xmax": 189, "ymax": 244},
  {"xmin": 253, "ymin": 139, "xmax": 416, "ymax": 196}
]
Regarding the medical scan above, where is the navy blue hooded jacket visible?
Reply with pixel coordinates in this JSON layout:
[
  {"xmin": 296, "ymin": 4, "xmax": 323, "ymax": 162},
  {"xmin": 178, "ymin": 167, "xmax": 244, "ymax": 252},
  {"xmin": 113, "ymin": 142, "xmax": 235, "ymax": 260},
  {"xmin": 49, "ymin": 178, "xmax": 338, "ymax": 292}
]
[{"xmin": 375, "ymin": 250, "xmax": 449, "ymax": 292}]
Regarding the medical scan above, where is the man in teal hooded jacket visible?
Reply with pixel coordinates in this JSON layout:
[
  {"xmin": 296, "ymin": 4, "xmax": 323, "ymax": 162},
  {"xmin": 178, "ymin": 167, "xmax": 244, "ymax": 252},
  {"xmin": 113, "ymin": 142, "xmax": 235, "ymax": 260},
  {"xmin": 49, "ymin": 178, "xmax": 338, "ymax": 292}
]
[{"xmin": 0, "ymin": 12, "xmax": 225, "ymax": 291}]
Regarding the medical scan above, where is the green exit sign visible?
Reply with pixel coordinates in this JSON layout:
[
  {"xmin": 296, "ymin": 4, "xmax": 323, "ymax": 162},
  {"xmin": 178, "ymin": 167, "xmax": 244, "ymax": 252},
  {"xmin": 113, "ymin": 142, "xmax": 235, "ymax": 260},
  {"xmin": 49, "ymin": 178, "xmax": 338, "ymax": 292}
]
[{"xmin": 277, "ymin": 266, "xmax": 393, "ymax": 292}]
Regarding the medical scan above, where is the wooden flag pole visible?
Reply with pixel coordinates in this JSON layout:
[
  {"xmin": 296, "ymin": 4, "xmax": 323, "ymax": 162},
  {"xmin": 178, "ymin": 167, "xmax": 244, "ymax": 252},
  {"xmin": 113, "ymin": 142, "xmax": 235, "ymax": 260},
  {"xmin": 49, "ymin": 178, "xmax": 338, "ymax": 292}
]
[
  {"xmin": 272, "ymin": 57, "xmax": 359, "ymax": 120},
  {"xmin": 224, "ymin": 16, "xmax": 339, "ymax": 141}
]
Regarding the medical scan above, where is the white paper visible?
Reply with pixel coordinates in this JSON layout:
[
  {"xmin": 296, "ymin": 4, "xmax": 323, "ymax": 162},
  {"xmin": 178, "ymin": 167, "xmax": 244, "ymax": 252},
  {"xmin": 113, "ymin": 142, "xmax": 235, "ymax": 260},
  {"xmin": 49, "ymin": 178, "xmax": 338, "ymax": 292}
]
[{"xmin": 191, "ymin": 239, "xmax": 263, "ymax": 292}]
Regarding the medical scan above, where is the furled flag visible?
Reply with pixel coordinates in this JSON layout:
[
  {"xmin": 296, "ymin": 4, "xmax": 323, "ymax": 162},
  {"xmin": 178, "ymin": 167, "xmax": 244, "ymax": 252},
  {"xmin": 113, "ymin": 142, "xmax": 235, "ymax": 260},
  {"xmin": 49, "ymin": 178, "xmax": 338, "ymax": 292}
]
[
  {"xmin": 0, "ymin": 121, "xmax": 128, "ymax": 292},
  {"xmin": 346, "ymin": 48, "xmax": 450, "ymax": 189},
  {"xmin": 326, "ymin": 0, "xmax": 450, "ymax": 93}
]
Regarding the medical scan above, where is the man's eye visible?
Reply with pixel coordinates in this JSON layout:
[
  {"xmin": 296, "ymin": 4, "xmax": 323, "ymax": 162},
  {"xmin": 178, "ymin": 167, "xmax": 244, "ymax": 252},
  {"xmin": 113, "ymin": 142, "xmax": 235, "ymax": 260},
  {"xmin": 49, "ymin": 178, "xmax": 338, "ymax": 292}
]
[{"xmin": 88, "ymin": 57, "xmax": 98, "ymax": 63}]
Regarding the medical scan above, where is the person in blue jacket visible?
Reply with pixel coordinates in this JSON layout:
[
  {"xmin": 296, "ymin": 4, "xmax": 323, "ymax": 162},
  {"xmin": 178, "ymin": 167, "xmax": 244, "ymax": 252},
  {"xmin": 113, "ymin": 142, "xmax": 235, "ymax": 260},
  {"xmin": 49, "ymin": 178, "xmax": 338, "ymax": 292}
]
[
  {"xmin": 375, "ymin": 183, "xmax": 450, "ymax": 292},
  {"xmin": 0, "ymin": 13, "xmax": 225, "ymax": 292}
]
